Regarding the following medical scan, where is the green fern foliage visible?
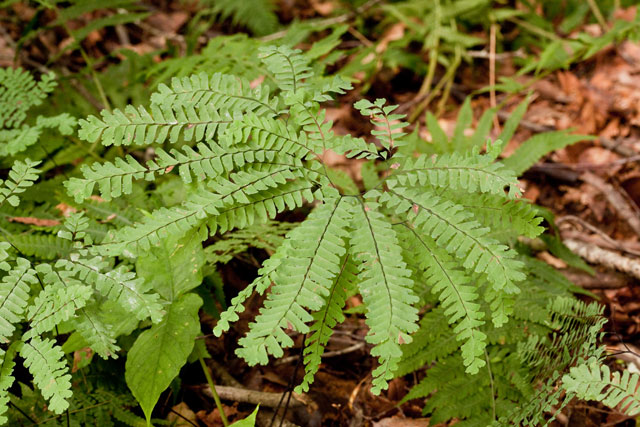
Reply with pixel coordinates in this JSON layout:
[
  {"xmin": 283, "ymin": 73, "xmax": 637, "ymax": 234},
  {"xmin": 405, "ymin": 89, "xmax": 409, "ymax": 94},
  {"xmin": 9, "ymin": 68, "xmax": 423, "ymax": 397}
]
[
  {"xmin": 19, "ymin": 337, "xmax": 72, "ymax": 413},
  {"xmin": 199, "ymin": 0, "xmax": 279, "ymax": 36},
  {"xmin": 563, "ymin": 359, "xmax": 640, "ymax": 416},
  {"xmin": 56, "ymin": 40, "xmax": 614, "ymax": 420}
]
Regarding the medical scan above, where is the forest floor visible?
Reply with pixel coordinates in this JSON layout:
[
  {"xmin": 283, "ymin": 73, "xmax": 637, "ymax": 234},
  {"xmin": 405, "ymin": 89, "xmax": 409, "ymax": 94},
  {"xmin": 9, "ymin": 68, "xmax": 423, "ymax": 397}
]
[{"xmin": 3, "ymin": 1, "xmax": 640, "ymax": 426}]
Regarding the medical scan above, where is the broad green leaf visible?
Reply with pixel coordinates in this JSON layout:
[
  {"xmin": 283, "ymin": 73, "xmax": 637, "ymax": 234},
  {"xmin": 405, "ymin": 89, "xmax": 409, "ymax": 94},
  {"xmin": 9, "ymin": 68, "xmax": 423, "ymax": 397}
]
[
  {"xmin": 230, "ymin": 406, "xmax": 259, "ymax": 427},
  {"xmin": 136, "ymin": 235, "xmax": 205, "ymax": 301},
  {"xmin": 125, "ymin": 293, "xmax": 203, "ymax": 423}
]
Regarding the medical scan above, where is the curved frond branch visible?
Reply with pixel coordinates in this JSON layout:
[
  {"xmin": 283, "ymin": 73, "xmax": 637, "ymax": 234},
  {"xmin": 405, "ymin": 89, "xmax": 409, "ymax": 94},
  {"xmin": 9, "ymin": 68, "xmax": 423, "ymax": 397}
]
[
  {"xmin": 349, "ymin": 200, "xmax": 419, "ymax": 393},
  {"xmin": 0, "ymin": 258, "xmax": 38, "ymax": 345},
  {"xmin": 297, "ymin": 253, "xmax": 358, "ymax": 392},
  {"xmin": 151, "ymin": 72, "xmax": 279, "ymax": 115},
  {"xmin": 236, "ymin": 197, "xmax": 352, "ymax": 365},
  {"xmin": 398, "ymin": 224, "xmax": 487, "ymax": 373},
  {"xmin": 382, "ymin": 188, "xmax": 525, "ymax": 294},
  {"xmin": 20, "ymin": 338, "xmax": 72, "ymax": 414}
]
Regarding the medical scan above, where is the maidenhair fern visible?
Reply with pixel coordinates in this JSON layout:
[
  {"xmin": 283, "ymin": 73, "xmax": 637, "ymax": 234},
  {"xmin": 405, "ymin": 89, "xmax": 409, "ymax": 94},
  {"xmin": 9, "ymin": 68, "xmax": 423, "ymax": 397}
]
[
  {"xmin": 70, "ymin": 43, "xmax": 540, "ymax": 399},
  {"xmin": 0, "ymin": 43, "xmax": 624, "ymax": 425}
]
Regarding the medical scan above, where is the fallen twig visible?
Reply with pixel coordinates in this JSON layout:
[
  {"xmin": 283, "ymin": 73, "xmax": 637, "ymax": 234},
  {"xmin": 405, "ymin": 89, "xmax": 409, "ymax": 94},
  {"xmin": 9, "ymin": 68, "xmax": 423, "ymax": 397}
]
[
  {"xmin": 560, "ymin": 267, "xmax": 631, "ymax": 289},
  {"xmin": 201, "ymin": 385, "xmax": 306, "ymax": 408},
  {"xmin": 580, "ymin": 172, "xmax": 640, "ymax": 237},
  {"xmin": 564, "ymin": 239, "xmax": 640, "ymax": 280},
  {"xmin": 275, "ymin": 342, "xmax": 366, "ymax": 366}
]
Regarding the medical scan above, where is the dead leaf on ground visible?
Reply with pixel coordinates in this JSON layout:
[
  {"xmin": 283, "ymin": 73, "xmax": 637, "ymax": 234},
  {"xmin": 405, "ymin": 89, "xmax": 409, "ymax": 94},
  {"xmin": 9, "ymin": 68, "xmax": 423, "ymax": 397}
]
[
  {"xmin": 373, "ymin": 416, "xmax": 430, "ymax": 427},
  {"xmin": 168, "ymin": 402, "xmax": 198, "ymax": 427},
  {"xmin": 7, "ymin": 217, "xmax": 60, "ymax": 226}
]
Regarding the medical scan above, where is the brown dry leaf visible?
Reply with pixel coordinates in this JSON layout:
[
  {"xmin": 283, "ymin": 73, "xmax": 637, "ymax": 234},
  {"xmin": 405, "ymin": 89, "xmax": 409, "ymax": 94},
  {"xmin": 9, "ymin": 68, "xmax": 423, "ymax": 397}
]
[
  {"xmin": 72, "ymin": 348, "xmax": 93, "ymax": 373},
  {"xmin": 7, "ymin": 217, "xmax": 60, "ymax": 227},
  {"xmin": 537, "ymin": 251, "xmax": 567, "ymax": 269},
  {"xmin": 310, "ymin": 0, "xmax": 335, "ymax": 15},
  {"xmin": 197, "ymin": 404, "xmax": 238, "ymax": 427},
  {"xmin": 375, "ymin": 22, "xmax": 406, "ymax": 54},
  {"xmin": 55, "ymin": 203, "xmax": 78, "ymax": 217},
  {"xmin": 522, "ymin": 180, "xmax": 541, "ymax": 203},
  {"xmin": 146, "ymin": 11, "xmax": 189, "ymax": 34},
  {"xmin": 373, "ymin": 416, "xmax": 430, "ymax": 427},
  {"xmin": 167, "ymin": 402, "xmax": 198, "ymax": 427}
]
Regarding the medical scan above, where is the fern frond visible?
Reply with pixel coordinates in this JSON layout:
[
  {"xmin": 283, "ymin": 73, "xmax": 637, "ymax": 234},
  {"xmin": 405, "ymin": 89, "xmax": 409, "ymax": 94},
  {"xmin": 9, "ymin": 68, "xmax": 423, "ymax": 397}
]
[
  {"xmin": 382, "ymin": 187, "xmax": 525, "ymax": 294},
  {"xmin": 563, "ymin": 359, "xmax": 640, "ymax": 415},
  {"xmin": 56, "ymin": 256, "xmax": 164, "ymax": 323},
  {"xmin": 259, "ymin": 45, "xmax": 313, "ymax": 94},
  {"xmin": 78, "ymin": 103, "xmax": 236, "ymax": 147},
  {"xmin": 5, "ymin": 234, "xmax": 73, "ymax": 260},
  {"xmin": 354, "ymin": 99, "xmax": 409, "ymax": 151},
  {"xmin": 450, "ymin": 193, "xmax": 545, "ymax": 240},
  {"xmin": 151, "ymin": 72, "xmax": 278, "ymax": 116},
  {"xmin": 0, "ymin": 258, "xmax": 38, "ymax": 345},
  {"xmin": 225, "ymin": 113, "xmax": 313, "ymax": 158},
  {"xmin": 297, "ymin": 254, "xmax": 358, "ymax": 392},
  {"xmin": 237, "ymin": 197, "xmax": 352, "ymax": 365},
  {"xmin": 0, "ymin": 342, "xmax": 18, "ymax": 424},
  {"xmin": 395, "ymin": 310, "xmax": 459, "ymax": 377},
  {"xmin": 0, "ymin": 159, "xmax": 40, "ymax": 208},
  {"xmin": 23, "ymin": 266, "xmax": 92, "ymax": 340},
  {"xmin": 349, "ymin": 200, "xmax": 419, "ymax": 393},
  {"xmin": 398, "ymin": 224, "xmax": 487, "ymax": 374},
  {"xmin": 75, "ymin": 305, "xmax": 120, "ymax": 359},
  {"xmin": 19, "ymin": 338, "xmax": 72, "ymax": 414},
  {"xmin": 0, "ymin": 69, "xmax": 55, "ymax": 128},
  {"xmin": 101, "ymin": 176, "xmax": 314, "ymax": 256},
  {"xmin": 203, "ymin": 0, "xmax": 279, "ymax": 36},
  {"xmin": 387, "ymin": 151, "xmax": 521, "ymax": 198},
  {"xmin": 213, "ymin": 238, "xmax": 291, "ymax": 337}
]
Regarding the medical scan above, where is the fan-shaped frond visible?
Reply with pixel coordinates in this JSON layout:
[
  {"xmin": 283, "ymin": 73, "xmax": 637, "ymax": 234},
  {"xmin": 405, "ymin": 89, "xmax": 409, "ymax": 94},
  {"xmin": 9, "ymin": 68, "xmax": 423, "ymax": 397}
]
[
  {"xmin": 0, "ymin": 258, "xmax": 38, "ymax": 345},
  {"xmin": 349, "ymin": 201, "xmax": 419, "ymax": 393},
  {"xmin": 237, "ymin": 197, "xmax": 352, "ymax": 365},
  {"xmin": 297, "ymin": 254, "xmax": 358, "ymax": 392},
  {"xmin": 151, "ymin": 72, "xmax": 278, "ymax": 115},
  {"xmin": 382, "ymin": 187, "xmax": 525, "ymax": 294},
  {"xmin": 78, "ymin": 103, "xmax": 237, "ymax": 147},
  {"xmin": 19, "ymin": 338, "xmax": 72, "ymax": 414}
]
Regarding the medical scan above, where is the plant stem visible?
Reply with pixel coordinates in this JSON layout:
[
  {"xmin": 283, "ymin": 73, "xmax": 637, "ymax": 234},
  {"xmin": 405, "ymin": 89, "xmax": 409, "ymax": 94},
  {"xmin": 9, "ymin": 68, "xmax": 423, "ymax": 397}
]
[
  {"xmin": 586, "ymin": 0, "xmax": 609, "ymax": 32},
  {"xmin": 199, "ymin": 356, "xmax": 230, "ymax": 427}
]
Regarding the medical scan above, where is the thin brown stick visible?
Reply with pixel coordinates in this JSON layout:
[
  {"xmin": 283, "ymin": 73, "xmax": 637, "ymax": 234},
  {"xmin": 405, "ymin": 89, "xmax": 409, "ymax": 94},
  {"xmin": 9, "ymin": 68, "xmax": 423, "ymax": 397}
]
[
  {"xmin": 580, "ymin": 172, "xmax": 640, "ymax": 237},
  {"xmin": 274, "ymin": 342, "xmax": 365, "ymax": 365},
  {"xmin": 560, "ymin": 267, "xmax": 631, "ymax": 289},
  {"xmin": 201, "ymin": 385, "xmax": 306, "ymax": 408},
  {"xmin": 564, "ymin": 239, "xmax": 640, "ymax": 280},
  {"xmin": 557, "ymin": 215, "xmax": 640, "ymax": 257},
  {"xmin": 489, "ymin": 23, "xmax": 501, "ymax": 133}
]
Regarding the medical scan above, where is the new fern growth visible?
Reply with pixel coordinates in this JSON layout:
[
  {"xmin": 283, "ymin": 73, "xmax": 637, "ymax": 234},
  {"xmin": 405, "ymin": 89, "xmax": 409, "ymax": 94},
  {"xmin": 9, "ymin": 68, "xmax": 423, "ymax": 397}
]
[{"xmin": 68, "ymin": 44, "xmax": 536, "ymax": 395}]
